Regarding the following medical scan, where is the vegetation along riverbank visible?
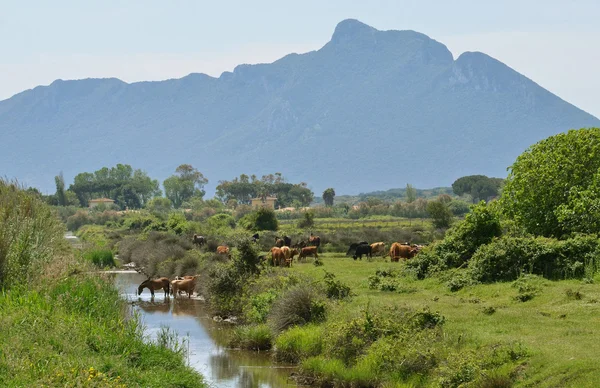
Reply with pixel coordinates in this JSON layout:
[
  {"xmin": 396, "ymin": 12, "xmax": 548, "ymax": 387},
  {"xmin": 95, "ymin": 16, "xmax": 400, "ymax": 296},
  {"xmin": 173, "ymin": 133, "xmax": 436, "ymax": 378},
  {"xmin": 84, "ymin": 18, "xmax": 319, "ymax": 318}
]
[{"xmin": 0, "ymin": 180, "xmax": 205, "ymax": 387}]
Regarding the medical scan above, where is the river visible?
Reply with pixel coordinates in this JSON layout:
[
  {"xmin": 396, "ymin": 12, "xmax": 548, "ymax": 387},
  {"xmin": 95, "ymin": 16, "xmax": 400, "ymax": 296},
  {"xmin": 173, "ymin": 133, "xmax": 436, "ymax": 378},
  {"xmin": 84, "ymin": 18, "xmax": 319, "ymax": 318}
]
[{"xmin": 113, "ymin": 272, "xmax": 299, "ymax": 388}]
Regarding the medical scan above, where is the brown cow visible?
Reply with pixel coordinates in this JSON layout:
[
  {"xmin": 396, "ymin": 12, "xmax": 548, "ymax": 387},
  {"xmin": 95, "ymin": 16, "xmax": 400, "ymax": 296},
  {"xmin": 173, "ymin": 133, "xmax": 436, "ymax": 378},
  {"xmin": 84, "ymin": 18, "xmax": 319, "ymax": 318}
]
[
  {"xmin": 389, "ymin": 242, "xmax": 418, "ymax": 262},
  {"xmin": 299, "ymin": 246, "xmax": 319, "ymax": 260},
  {"xmin": 171, "ymin": 276, "xmax": 198, "ymax": 298},
  {"xmin": 216, "ymin": 245, "xmax": 230, "ymax": 255},
  {"xmin": 280, "ymin": 246, "xmax": 293, "ymax": 267},
  {"xmin": 370, "ymin": 242, "xmax": 386, "ymax": 256},
  {"xmin": 270, "ymin": 247, "xmax": 285, "ymax": 267}
]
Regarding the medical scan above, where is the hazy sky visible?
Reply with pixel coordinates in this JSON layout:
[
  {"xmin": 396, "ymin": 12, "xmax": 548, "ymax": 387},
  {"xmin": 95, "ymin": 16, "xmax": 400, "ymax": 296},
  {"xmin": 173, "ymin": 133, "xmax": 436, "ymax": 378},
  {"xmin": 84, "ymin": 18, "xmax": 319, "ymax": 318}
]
[{"xmin": 2, "ymin": 0, "xmax": 599, "ymax": 117}]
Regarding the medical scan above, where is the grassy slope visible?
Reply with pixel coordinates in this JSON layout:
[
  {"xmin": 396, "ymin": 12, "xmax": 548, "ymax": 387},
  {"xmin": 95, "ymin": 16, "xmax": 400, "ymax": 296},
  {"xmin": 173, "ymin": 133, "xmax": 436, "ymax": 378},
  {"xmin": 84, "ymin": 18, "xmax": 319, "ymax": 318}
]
[
  {"xmin": 289, "ymin": 253, "xmax": 600, "ymax": 387},
  {"xmin": 0, "ymin": 263, "xmax": 206, "ymax": 387}
]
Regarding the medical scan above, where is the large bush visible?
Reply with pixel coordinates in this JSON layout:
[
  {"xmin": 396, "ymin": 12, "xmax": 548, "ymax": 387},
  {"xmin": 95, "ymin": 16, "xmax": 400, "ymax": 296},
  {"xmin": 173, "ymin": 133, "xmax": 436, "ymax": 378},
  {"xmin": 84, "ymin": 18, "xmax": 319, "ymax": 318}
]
[
  {"xmin": 408, "ymin": 202, "xmax": 502, "ymax": 277},
  {"xmin": 501, "ymin": 127, "xmax": 600, "ymax": 237},
  {"xmin": 0, "ymin": 181, "xmax": 66, "ymax": 288},
  {"xmin": 469, "ymin": 235, "xmax": 600, "ymax": 282},
  {"xmin": 239, "ymin": 207, "xmax": 279, "ymax": 231}
]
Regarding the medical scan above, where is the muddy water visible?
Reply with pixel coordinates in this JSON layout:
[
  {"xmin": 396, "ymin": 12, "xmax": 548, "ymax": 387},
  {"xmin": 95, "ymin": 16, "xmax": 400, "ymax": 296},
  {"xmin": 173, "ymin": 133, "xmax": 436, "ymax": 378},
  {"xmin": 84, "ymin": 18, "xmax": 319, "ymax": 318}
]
[{"xmin": 113, "ymin": 272, "xmax": 298, "ymax": 388}]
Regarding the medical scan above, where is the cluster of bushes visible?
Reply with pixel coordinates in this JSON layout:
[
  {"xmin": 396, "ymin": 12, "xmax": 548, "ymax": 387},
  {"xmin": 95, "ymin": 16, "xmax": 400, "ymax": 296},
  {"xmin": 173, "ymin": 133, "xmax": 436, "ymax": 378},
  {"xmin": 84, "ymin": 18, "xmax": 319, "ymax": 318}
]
[
  {"xmin": 407, "ymin": 201, "xmax": 600, "ymax": 284},
  {"xmin": 368, "ymin": 268, "xmax": 416, "ymax": 293},
  {"xmin": 288, "ymin": 305, "xmax": 526, "ymax": 387}
]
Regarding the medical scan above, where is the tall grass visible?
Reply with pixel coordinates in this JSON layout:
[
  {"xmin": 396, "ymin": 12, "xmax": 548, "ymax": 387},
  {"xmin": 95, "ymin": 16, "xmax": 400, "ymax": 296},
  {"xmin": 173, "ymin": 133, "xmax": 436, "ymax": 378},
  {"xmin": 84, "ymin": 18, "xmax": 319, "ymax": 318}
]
[
  {"xmin": 82, "ymin": 249, "xmax": 115, "ymax": 267},
  {"xmin": 0, "ymin": 179, "xmax": 66, "ymax": 288}
]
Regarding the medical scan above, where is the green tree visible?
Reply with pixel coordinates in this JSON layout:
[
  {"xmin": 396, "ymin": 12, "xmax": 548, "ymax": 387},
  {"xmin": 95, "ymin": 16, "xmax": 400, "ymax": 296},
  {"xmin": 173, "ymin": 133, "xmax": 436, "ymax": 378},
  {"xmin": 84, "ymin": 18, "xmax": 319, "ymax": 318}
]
[
  {"xmin": 145, "ymin": 197, "xmax": 173, "ymax": 219},
  {"xmin": 240, "ymin": 208, "xmax": 279, "ymax": 231},
  {"xmin": 426, "ymin": 200, "xmax": 453, "ymax": 229},
  {"xmin": 322, "ymin": 188, "xmax": 336, "ymax": 207},
  {"xmin": 297, "ymin": 211, "xmax": 315, "ymax": 229},
  {"xmin": 216, "ymin": 173, "xmax": 313, "ymax": 207},
  {"xmin": 452, "ymin": 175, "xmax": 502, "ymax": 203},
  {"xmin": 405, "ymin": 183, "xmax": 417, "ymax": 203},
  {"xmin": 69, "ymin": 164, "xmax": 159, "ymax": 208},
  {"xmin": 54, "ymin": 172, "xmax": 67, "ymax": 206},
  {"xmin": 163, "ymin": 164, "xmax": 208, "ymax": 208},
  {"xmin": 501, "ymin": 127, "xmax": 600, "ymax": 237}
]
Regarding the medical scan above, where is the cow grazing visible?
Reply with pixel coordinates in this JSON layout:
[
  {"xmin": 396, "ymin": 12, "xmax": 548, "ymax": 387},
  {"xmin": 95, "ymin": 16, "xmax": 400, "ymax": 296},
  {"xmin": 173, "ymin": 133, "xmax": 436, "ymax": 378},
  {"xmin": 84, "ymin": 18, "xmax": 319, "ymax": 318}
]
[
  {"xmin": 217, "ymin": 245, "xmax": 230, "ymax": 255},
  {"xmin": 353, "ymin": 244, "xmax": 372, "ymax": 260},
  {"xmin": 299, "ymin": 246, "xmax": 319, "ymax": 260},
  {"xmin": 192, "ymin": 234, "xmax": 206, "ymax": 247},
  {"xmin": 346, "ymin": 241, "xmax": 369, "ymax": 256},
  {"xmin": 290, "ymin": 248, "xmax": 299, "ymax": 261},
  {"xmin": 270, "ymin": 247, "xmax": 285, "ymax": 267},
  {"xmin": 370, "ymin": 242, "xmax": 386, "ymax": 256},
  {"xmin": 280, "ymin": 246, "xmax": 293, "ymax": 267},
  {"xmin": 389, "ymin": 242, "xmax": 418, "ymax": 262}
]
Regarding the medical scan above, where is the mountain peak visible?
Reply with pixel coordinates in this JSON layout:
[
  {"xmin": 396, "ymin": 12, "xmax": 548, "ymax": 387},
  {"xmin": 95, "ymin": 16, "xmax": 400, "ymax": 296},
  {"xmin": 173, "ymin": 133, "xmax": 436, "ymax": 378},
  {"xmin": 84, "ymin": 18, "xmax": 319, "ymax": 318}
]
[{"xmin": 331, "ymin": 19, "xmax": 376, "ymax": 43}]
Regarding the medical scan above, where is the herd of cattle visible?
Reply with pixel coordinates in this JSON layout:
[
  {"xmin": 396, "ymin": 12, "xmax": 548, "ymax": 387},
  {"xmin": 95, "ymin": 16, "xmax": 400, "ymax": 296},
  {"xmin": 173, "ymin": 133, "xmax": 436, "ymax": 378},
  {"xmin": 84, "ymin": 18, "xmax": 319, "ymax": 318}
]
[
  {"xmin": 192, "ymin": 233, "xmax": 423, "ymax": 266},
  {"xmin": 137, "ymin": 275, "xmax": 198, "ymax": 298}
]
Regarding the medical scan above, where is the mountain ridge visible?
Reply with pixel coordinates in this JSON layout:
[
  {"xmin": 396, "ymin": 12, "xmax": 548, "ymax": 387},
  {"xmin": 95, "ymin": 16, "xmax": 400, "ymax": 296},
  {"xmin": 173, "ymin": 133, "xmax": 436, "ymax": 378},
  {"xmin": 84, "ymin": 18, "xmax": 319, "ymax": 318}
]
[{"xmin": 1, "ymin": 19, "xmax": 598, "ymax": 195}]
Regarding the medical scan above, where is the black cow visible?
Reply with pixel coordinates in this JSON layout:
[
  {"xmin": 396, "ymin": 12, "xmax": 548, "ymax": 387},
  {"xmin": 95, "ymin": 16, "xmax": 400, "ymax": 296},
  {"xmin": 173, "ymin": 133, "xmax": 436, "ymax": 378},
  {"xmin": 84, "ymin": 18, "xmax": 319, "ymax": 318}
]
[
  {"xmin": 192, "ymin": 234, "xmax": 206, "ymax": 246},
  {"xmin": 346, "ymin": 241, "xmax": 369, "ymax": 256},
  {"xmin": 353, "ymin": 244, "xmax": 372, "ymax": 260},
  {"xmin": 283, "ymin": 235, "xmax": 292, "ymax": 247},
  {"xmin": 252, "ymin": 233, "xmax": 260, "ymax": 242}
]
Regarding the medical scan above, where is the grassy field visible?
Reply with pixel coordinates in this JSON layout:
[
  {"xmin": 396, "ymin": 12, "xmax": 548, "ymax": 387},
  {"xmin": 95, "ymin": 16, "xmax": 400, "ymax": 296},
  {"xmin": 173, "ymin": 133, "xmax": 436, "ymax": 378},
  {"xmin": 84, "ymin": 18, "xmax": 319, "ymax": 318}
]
[
  {"xmin": 284, "ymin": 253, "xmax": 600, "ymax": 387},
  {"xmin": 279, "ymin": 217, "xmax": 434, "ymax": 230}
]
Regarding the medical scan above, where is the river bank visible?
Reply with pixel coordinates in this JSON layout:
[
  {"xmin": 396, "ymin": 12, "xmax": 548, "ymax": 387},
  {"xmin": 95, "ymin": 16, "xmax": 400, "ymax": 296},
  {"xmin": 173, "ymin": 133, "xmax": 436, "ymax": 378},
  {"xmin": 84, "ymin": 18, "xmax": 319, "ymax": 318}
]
[{"xmin": 115, "ymin": 271, "xmax": 299, "ymax": 387}]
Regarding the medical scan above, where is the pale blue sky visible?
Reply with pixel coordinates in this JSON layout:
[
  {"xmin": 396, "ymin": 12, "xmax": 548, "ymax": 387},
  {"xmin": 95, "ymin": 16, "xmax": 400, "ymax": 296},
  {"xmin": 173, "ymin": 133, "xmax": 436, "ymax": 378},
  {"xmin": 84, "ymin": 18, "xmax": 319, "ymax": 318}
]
[{"xmin": 2, "ymin": 0, "xmax": 599, "ymax": 116}]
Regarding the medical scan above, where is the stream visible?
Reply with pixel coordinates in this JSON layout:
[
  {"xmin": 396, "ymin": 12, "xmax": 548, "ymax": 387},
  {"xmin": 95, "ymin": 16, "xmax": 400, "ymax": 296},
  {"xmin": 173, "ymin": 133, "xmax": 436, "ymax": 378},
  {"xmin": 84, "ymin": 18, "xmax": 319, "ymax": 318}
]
[{"xmin": 113, "ymin": 272, "xmax": 299, "ymax": 388}]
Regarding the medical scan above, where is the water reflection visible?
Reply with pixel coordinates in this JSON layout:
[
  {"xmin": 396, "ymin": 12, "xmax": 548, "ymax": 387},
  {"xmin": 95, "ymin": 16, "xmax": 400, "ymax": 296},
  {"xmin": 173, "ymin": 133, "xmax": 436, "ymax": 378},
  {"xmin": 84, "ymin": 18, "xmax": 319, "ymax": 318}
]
[{"xmin": 113, "ymin": 272, "xmax": 298, "ymax": 388}]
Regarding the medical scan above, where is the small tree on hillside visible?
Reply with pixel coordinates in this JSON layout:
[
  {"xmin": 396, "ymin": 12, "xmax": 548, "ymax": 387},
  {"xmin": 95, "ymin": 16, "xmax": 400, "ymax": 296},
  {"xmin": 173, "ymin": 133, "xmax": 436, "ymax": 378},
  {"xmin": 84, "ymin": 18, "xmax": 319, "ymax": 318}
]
[
  {"xmin": 427, "ymin": 200, "xmax": 453, "ymax": 229},
  {"xmin": 406, "ymin": 184, "xmax": 417, "ymax": 203},
  {"xmin": 322, "ymin": 188, "xmax": 336, "ymax": 207},
  {"xmin": 297, "ymin": 211, "xmax": 315, "ymax": 229}
]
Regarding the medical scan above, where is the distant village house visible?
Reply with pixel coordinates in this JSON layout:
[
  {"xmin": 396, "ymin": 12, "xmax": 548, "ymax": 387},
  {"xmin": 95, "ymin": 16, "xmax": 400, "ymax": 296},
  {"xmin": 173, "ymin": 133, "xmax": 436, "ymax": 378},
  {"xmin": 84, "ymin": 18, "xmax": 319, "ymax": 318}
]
[
  {"xmin": 88, "ymin": 198, "xmax": 115, "ymax": 208},
  {"xmin": 251, "ymin": 196, "xmax": 277, "ymax": 210}
]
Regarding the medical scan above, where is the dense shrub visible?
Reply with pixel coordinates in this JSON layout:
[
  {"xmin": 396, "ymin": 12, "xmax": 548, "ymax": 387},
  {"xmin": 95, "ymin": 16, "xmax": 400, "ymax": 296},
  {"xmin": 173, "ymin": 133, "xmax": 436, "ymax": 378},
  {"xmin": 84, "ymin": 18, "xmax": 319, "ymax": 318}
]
[
  {"xmin": 269, "ymin": 287, "xmax": 326, "ymax": 332},
  {"xmin": 239, "ymin": 208, "xmax": 279, "ymax": 231},
  {"xmin": 229, "ymin": 324, "xmax": 272, "ymax": 351},
  {"xmin": 66, "ymin": 210, "xmax": 93, "ymax": 231},
  {"xmin": 206, "ymin": 213, "xmax": 236, "ymax": 230},
  {"xmin": 407, "ymin": 202, "xmax": 502, "ymax": 278},
  {"xmin": 323, "ymin": 271, "xmax": 353, "ymax": 299},
  {"xmin": 468, "ymin": 235, "xmax": 600, "ymax": 282}
]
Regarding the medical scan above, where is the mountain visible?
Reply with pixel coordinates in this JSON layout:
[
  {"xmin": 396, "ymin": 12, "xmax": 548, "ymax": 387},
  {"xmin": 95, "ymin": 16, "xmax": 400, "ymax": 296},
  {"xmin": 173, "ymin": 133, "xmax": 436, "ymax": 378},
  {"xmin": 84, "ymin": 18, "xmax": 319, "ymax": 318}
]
[{"xmin": 1, "ymin": 19, "xmax": 599, "ymax": 195}]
